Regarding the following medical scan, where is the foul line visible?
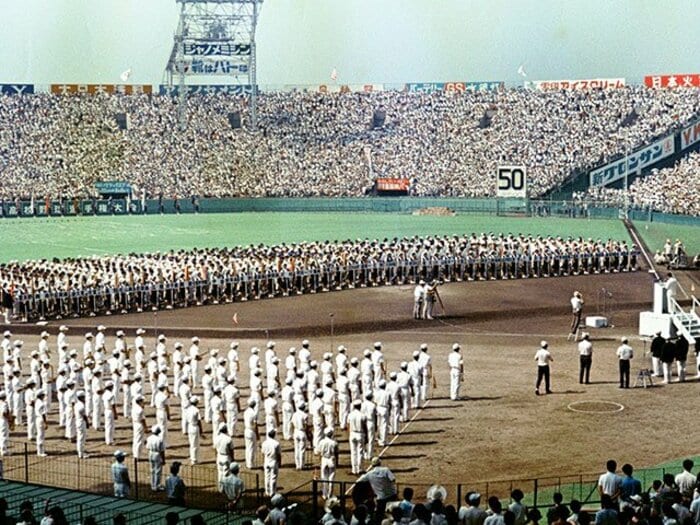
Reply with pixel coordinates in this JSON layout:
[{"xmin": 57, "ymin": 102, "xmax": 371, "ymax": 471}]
[{"xmin": 344, "ymin": 399, "xmax": 431, "ymax": 496}]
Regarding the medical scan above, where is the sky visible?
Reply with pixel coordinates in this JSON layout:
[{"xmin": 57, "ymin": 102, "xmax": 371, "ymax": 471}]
[{"xmin": 0, "ymin": 0, "xmax": 697, "ymax": 86}]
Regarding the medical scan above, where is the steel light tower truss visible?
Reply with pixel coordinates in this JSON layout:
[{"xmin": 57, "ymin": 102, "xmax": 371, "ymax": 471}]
[{"xmin": 165, "ymin": 0, "xmax": 263, "ymax": 130}]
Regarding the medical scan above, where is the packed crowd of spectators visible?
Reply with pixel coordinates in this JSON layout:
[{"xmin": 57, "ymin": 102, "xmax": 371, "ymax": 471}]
[
  {"xmin": 320, "ymin": 458, "xmax": 700, "ymax": 525},
  {"xmin": 577, "ymin": 152, "xmax": 700, "ymax": 216},
  {"xmin": 0, "ymin": 232, "xmax": 636, "ymax": 321},
  {"xmin": 1, "ymin": 86, "xmax": 698, "ymax": 200}
]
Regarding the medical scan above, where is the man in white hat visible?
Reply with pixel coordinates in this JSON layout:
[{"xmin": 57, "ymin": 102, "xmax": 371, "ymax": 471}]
[
  {"xmin": 318, "ymin": 427, "xmax": 339, "ymax": 499},
  {"xmin": 298, "ymin": 340, "xmax": 311, "ymax": 373},
  {"xmin": 201, "ymin": 365, "xmax": 214, "ymax": 423},
  {"xmin": 82, "ymin": 332, "xmax": 94, "ymax": 360},
  {"xmin": 360, "ymin": 349, "xmax": 374, "ymax": 396},
  {"xmin": 57, "ymin": 325, "xmax": 69, "ymax": 354},
  {"xmin": 189, "ymin": 337, "xmax": 201, "ymax": 386},
  {"xmin": 261, "ymin": 428, "xmax": 282, "ymax": 496},
  {"xmin": 103, "ymin": 381, "xmax": 117, "ymax": 445},
  {"xmin": 214, "ymin": 423, "xmax": 234, "ymax": 489},
  {"xmin": 417, "ymin": 343, "xmax": 433, "ymax": 403},
  {"xmin": 134, "ymin": 328, "xmax": 146, "ymax": 354},
  {"xmin": 285, "ymin": 347, "xmax": 297, "ymax": 383},
  {"xmin": 387, "ymin": 372, "xmax": 401, "ymax": 434},
  {"xmin": 74, "ymin": 390, "xmax": 88, "ymax": 458},
  {"xmin": 568, "ymin": 291, "xmax": 584, "ymax": 341},
  {"xmin": 38, "ymin": 331, "xmax": 50, "ymax": 359},
  {"xmin": 578, "ymin": 333, "xmax": 593, "ymax": 384},
  {"xmin": 154, "ymin": 383, "xmax": 170, "ymax": 447},
  {"xmin": 0, "ymin": 331, "xmax": 12, "ymax": 363},
  {"xmin": 407, "ymin": 351, "xmax": 423, "ymax": 408},
  {"xmin": 146, "ymin": 425, "xmax": 166, "ymax": 491},
  {"xmin": 291, "ymin": 401, "xmax": 309, "ymax": 471},
  {"xmin": 132, "ymin": 395, "xmax": 147, "ymax": 459},
  {"xmin": 221, "ymin": 462, "xmax": 245, "ymax": 511},
  {"xmin": 371, "ymin": 342, "xmax": 386, "ymax": 388},
  {"xmin": 227, "ymin": 341, "xmax": 240, "ymax": 379},
  {"xmin": 24, "ymin": 379, "xmax": 37, "ymax": 441},
  {"xmin": 413, "ymin": 280, "xmax": 426, "ymax": 319},
  {"xmin": 244, "ymin": 398, "xmax": 259, "ymax": 469},
  {"xmin": 374, "ymin": 380, "xmax": 390, "ymax": 447},
  {"xmin": 448, "ymin": 344, "xmax": 464, "ymax": 401},
  {"xmin": 35, "ymin": 389, "xmax": 48, "ymax": 457},
  {"xmin": 95, "ymin": 325, "xmax": 106, "ymax": 353},
  {"xmin": 347, "ymin": 399, "xmax": 366, "ymax": 475},
  {"xmin": 335, "ymin": 346, "xmax": 348, "ymax": 377},
  {"xmin": 534, "ymin": 341, "xmax": 553, "ymax": 395},
  {"xmin": 0, "ymin": 391, "xmax": 10, "ymax": 456},
  {"xmin": 185, "ymin": 396, "xmax": 204, "ymax": 464}
]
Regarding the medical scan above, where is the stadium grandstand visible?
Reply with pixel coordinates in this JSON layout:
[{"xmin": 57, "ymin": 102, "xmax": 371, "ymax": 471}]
[{"xmin": 0, "ymin": 87, "xmax": 699, "ymax": 202}]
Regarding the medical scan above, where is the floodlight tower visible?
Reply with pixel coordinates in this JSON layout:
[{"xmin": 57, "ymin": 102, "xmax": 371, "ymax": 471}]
[{"xmin": 165, "ymin": 0, "xmax": 263, "ymax": 131}]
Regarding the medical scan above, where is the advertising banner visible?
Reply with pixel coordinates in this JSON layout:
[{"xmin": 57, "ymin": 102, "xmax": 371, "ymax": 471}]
[
  {"xmin": 526, "ymin": 78, "xmax": 625, "ymax": 90},
  {"xmin": 95, "ymin": 181, "xmax": 132, "ymax": 195},
  {"xmin": 405, "ymin": 81, "xmax": 503, "ymax": 93},
  {"xmin": 50, "ymin": 84, "xmax": 153, "ymax": 95},
  {"xmin": 316, "ymin": 84, "xmax": 385, "ymax": 93},
  {"xmin": 376, "ymin": 178, "xmax": 410, "ymax": 191},
  {"xmin": 159, "ymin": 84, "xmax": 253, "ymax": 96},
  {"xmin": 589, "ymin": 135, "xmax": 675, "ymax": 187},
  {"xmin": 188, "ymin": 60, "xmax": 249, "ymax": 75},
  {"xmin": 680, "ymin": 120, "xmax": 700, "ymax": 150},
  {"xmin": 644, "ymin": 74, "xmax": 700, "ymax": 88},
  {"xmin": 183, "ymin": 43, "xmax": 251, "ymax": 56},
  {"xmin": 0, "ymin": 84, "xmax": 34, "ymax": 95}
]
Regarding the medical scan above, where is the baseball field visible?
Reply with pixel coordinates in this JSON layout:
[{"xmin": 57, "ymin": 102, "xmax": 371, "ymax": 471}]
[{"xmin": 2, "ymin": 211, "xmax": 699, "ymax": 513}]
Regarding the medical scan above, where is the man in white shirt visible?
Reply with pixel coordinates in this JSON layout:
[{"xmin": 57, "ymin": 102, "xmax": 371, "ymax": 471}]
[
  {"xmin": 347, "ymin": 399, "xmax": 366, "ymax": 475},
  {"xmin": 214, "ymin": 423, "xmax": 234, "ymax": 489},
  {"xmin": 146, "ymin": 425, "xmax": 165, "ymax": 491},
  {"xmin": 261, "ymin": 429, "xmax": 282, "ymax": 496},
  {"xmin": 534, "ymin": 341, "xmax": 553, "ymax": 395},
  {"xmin": 131, "ymin": 395, "xmax": 147, "ymax": 459},
  {"xmin": 568, "ymin": 291, "xmax": 584, "ymax": 341},
  {"xmin": 318, "ymin": 427, "xmax": 338, "ymax": 499},
  {"xmin": 244, "ymin": 398, "xmax": 259, "ymax": 469},
  {"xmin": 413, "ymin": 280, "xmax": 426, "ymax": 319},
  {"xmin": 675, "ymin": 459, "xmax": 697, "ymax": 503},
  {"xmin": 664, "ymin": 272, "xmax": 679, "ymax": 308},
  {"xmin": 578, "ymin": 333, "xmax": 593, "ymax": 384},
  {"xmin": 616, "ymin": 337, "xmax": 634, "ymax": 389},
  {"xmin": 448, "ymin": 344, "xmax": 464, "ymax": 401},
  {"xmin": 597, "ymin": 459, "xmax": 622, "ymax": 505}
]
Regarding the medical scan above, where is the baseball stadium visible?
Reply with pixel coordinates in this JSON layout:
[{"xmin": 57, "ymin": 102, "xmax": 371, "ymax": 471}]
[{"xmin": 0, "ymin": 2, "xmax": 700, "ymax": 525}]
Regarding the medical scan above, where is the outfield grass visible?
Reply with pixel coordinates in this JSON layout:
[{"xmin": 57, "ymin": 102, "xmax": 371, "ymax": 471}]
[
  {"xmin": 1, "ymin": 212, "xmax": 633, "ymax": 262},
  {"xmin": 633, "ymin": 220, "xmax": 700, "ymax": 256}
]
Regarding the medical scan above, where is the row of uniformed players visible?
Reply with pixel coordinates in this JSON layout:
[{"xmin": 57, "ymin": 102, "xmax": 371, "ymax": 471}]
[{"xmin": 0, "ymin": 327, "xmax": 436, "ymax": 481}]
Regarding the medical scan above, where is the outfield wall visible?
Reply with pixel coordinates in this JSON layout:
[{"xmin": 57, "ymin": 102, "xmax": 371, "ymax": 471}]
[{"xmin": 1, "ymin": 197, "xmax": 698, "ymax": 227}]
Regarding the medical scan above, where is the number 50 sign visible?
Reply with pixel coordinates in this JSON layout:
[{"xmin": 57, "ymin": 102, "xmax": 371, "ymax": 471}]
[{"xmin": 496, "ymin": 166, "xmax": 527, "ymax": 198}]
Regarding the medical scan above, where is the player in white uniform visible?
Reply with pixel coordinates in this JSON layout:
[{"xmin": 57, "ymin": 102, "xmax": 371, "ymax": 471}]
[
  {"xmin": 261, "ymin": 429, "xmax": 282, "ymax": 496},
  {"xmin": 448, "ymin": 344, "xmax": 464, "ymax": 400},
  {"xmin": 186, "ymin": 397, "xmax": 204, "ymax": 464},
  {"xmin": 213, "ymin": 423, "xmax": 234, "ymax": 489},
  {"xmin": 285, "ymin": 348, "xmax": 297, "ymax": 383},
  {"xmin": 131, "ymin": 395, "xmax": 147, "ymax": 459},
  {"xmin": 335, "ymin": 346, "xmax": 348, "ymax": 377},
  {"xmin": 263, "ymin": 391, "xmax": 279, "ymax": 435},
  {"xmin": 361, "ymin": 392, "xmax": 377, "ymax": 459},
  {"xmin": 227, "ymin": 342, "xmax": 240, "ymax": 379},
  {"xmin": 291, "ymin": 402, "xmax": 309, "ymax": 470},
  {"xmin": 347, "ymin": 400, "xmax": 366, "ymax": 475},
  {"xmin": 35, "ymin": 390, "xmax": 48, "ymax": 456},
  {"xmin": 243, "ymin": 399, "xmax": 259, "ymax": 469},
  {"xmin": 417, "ymin": 344, "xmax": 432, "ymax": 403},
  {"xmin": 309, "ymin": 389, "xmax": 325, "ymax": 453},
  {"xmin": 74, "ymin": 391, "xmax": 88, "ymax": 458},
  {"xmin": 318, "ymin": 427, "xmax": 339, "ymax": 499},
  {"xmin": 407, "ymin": 351, "xmax": 423, "ymax": 408},
  {"xmin": 223, "ymin": 376, "xmax": 241, "ymax": 435},
  {"xmin": 396, "ymin": 362, "xmax": 413, "ymax": 420},
  {"xmin": 360, "ymin": 350, "xmax": 374, "ymax": 397},
  {"xmin": 280, "ymin": 378, "xmax": 295, "ymax": 440}
]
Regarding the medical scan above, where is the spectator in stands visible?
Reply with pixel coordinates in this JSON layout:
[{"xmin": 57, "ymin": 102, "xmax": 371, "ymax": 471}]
[
  {"xmin": 165, "ymin": 512, "xmax": 179, "ymax": 525},
  {"xmin": 484, "ymin": 498, "xmax": 504, "ymax": 525},
  {"xmin": 165, "ymin": 461, "xmax": 186, "ymax": 506},
  {"xmin": 267, "ymin": 494, "xmax": 287, "ymax": 525},
  {"xmin": 597, "ymin": 460, "xmax": 622, "ymax": 506},
  {"xmin": 220, "ymin": 462, "xmax": 245, "ymax": 511},
  {"xmin": 17, "ymin": 502, "xmax": 36, "ymax": 525},
  {"xmin": 595, "ymin": 496, "xmax": 618, "ymax": 525},
  {"xmin": 547, "ymin": 494, "xmax": 569, "ymax": 525},
  {"xmin": 459, "ymin": 492, "xmax": 487, "ymax": 525},
  {"xmin": 113, "ymin": 515, "xmax": 126, "ymax": 525},
  {"xmin": 39, "ymin": 506, "xmax": 67, "ymax": 525},
  {"xmin": 357, "ymin": 457, "xmax": 398, "ymax": 525},
  {"xmin": 190, "ymin": 515, "xmax": 206, "ymax": 525},
  {"xmin": 620, "ymin": 464, "xmax": 642, "ymax": 507},
  {"xmin": 399, "ymin": 487, "xmax": 415, "ymax": 523},
  {"xmin": 0, "ymin": 499, "xmax": 15, "ymax": 525},
  {"xmin": 508, "ymin": 490, "xmax": 527, "ymax": 525}
]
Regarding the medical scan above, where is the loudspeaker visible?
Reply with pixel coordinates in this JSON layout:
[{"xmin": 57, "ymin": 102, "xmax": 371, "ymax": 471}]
[
  {"xmin": 115, "ymin": 113, "xmax": 130, "ymax": 130},
  {"xmin": 372, "ymin": 109, "xmax": 386, "ymax": 129},
  {"xmin": 228, "ymin": 111, "xmax": 242, "ymax": 129}
]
